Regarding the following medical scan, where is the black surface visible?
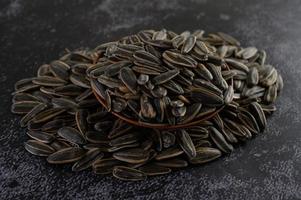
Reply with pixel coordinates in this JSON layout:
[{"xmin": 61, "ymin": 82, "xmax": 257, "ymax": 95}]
[{"xmin": 1, "ymin": 0, "xmax": 301, "ymax": 199}]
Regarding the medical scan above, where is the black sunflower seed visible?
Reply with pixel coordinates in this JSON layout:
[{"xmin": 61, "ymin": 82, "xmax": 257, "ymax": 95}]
[
  {"xmin": 119, "ymin": 67, "xmax": 137, "ymax": 94},
  {"xmin": 75, "ymin": 110, "xmax": 88, "ymax": 135},
  {"xmin": 32, "ymin": 108, "xmax": 66, "ymax": 123},
  {"xmin": 26, "ymin": 131, "xmax": 55, "ymax": 143},
  {"xmin": 139, "ymin": 164, "xmax": 171, "ymax": 176},
  {"xmin": 93, "ymin": 158, "xmax": 123, "ymax": 175},
  {"xmin": 33, "ymin": 76, "xmax": 67, "ymax": 87},
  {"xmin": 25, "ymin": 140, "xmax": 55, "ymax": 156},
  {"xmin": 49, "ymin": 60, "xmax": 70, "ymax": 81},
  {"xmin": 152, "ymin": 69, "xmax": 180, "ymax": 85},
  {"xmin": 155, "ymin": 158, "xmax": 188, "ymax": 168},
  {"xmin": 113, "ymin": 166, "xmax": 147, "ymax": 181},
  {"xmin": 178, "ymin": 129, "xmax": 196, "ymax": 158},
  {"xmin": 182, "ymin": 35, "xmax": 196, "ymax": 54},
  {"xmin": 20, "ymin": 103, "xmax": 48, "ymax": 127},
  {"xmin": 209, "ymin": 127, "xmax": 233, "ymax": 153},
  {"xmin": 113, "ymin": 148, "xmax": 149, "ymax": 164},
  {"xmin": 47, "ymin": 147, "xmax": 86, "ymax": 164},
  {"xmin": 155, "ymin": 147, "xmax": 183, "ymax": 160},
  {"xmin": 190, "ymin": 147, "xmax": 222, "ymax": 164},
  {"xmin": 72, "ymin": 149, "xmax": 104, "ymax": 172},
  {"xmin": 58, "ymin": 127, "xmax": 86, "ymax": 145}
]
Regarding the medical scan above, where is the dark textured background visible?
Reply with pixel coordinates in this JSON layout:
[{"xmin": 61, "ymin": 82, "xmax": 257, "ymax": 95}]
[{"xmin": 1, "ymin": 0, "xmax": 301, "ymax": 199}]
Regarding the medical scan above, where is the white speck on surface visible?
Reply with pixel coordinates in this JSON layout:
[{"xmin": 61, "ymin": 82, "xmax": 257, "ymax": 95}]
[
  {"xmin": 0, "ymin": 0, "xmax": 22, "ymax": 18},
  {"xmin": 196, "ymin": 12, "xmax": 205, "ymax": 20},
  {"xmin": 0, "ymin": 73, "xmax": 7, "ymax": 82},
  {"xmin": 219, "ymin": 13, "xmax": 230, "ymax": 20}
]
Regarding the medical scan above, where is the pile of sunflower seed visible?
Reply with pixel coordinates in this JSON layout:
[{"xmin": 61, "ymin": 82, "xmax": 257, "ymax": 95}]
[
  {"xmin": 90, "ymin": 31, "xmax": 231, "ymax": 125},
  {"xmin": 11, "ymin": 29, "xmax": 283, "ymax": 181}
]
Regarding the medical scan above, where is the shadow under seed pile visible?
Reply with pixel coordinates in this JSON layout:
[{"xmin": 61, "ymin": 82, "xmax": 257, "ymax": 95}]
[{"xmin": 11, "ymin": 29, "xmax": 283, "ymax": 181}]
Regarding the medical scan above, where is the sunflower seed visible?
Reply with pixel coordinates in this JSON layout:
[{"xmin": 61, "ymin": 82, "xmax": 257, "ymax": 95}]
[
  {"xmin": 161, "ymin": 131, "xmax": 176, "ymax": 148},
  {"xmin": 49, "ymin": 60, "xmax": 70, "ymax": 81},
  {"xmin": 54, "ymin": 84, "xmax": 83, "ymax": 96},
  {"xmin": 12, "ymin": 93, "xmax": 40, "ymax": 103},
  {"xmin": 139, "ymin": 164, "xmax": 171, "ymax": 176},
  {"xmin": 194, "ymin": 63, "xmax": 213, "ymax": 81},
  {"xmin": 134, "ymin": 50, "xmax": 161, "ymax": 66},
  {"xmin": 75, "ymin": 109, "xmax": 88, "ymax": 135},
  {"xmin": 172, "ymin": 35, "xmax": 185, "ymax": 49},
  {"xmin": 276, "ymin": 74, "xmax": 284, "ymax": 92},
  {"xmin": 105, "ymin": 61, "xmax": 132, "ymax": 77},
  {"xmin": 190, "ymin": 87, "xmax": 224, "ymax": 106},
  {"xmin": 209, "ymin": 127, "xmax": 233, "ymax": 153},
  {"xmin": 58, "ymin": 127, "xmax": 86, "ymax": 145},
  {"xmin": 27, "ymin": 131, "xmax": 55, "ymax": 143},
  {"xmin": 12, "ymin": 83, "xmax": 40, "ymax": 95},
  {"xmin": 163, "ymin": 51, "xmax": 197, "ymax": 68},
  {"xmin": 163, "ymin": 80, "xmax": 184, "ymax": 94},
  {"xmin": 72, "ymin": 149, "xmax": 104, "ymax": 172},
  {"xmin": 182, "ymin": 35, "xmax": 196, "ymax": 53},
  {"xmin": 37, "ymin": 65, "xmax": 51, "ymax": 77},
  {"xmin": 97, "ymin": 75, "xmax": 122, "ymax": 88},
  {"xmin": 52, "ymin": 97, "xmax": 78, "ymax": 111},
  {"xmin": 190, "ymin": 147, "xmax": 221, "ymax": 164},
  {"xmin": 152, "ymin": 69, "xmax": 180, "ymax": 85},
  {"xmin": 85, "ymin": 131, "xmax": 109, "ymax": 144},
  {"xmin": 155, "ymin": 158, "xmax": 188, "ymax": 168},
  {"xmin": 47, "ymin": 147, "xmax": 86, "ymax": 164},
  {"xmin": 137, "ymin": 74, "xmax": 149, "ymax": 85},
  {"xmin": 41, "ymin": 119, "xmax": 65, "ymax": 132},
  {"xmin": 178, "ymin": 129, "xmax": 196, "ymax": 158},
  {"xmin": 172, "ymin": 106, "xmax": 186, "ymax": 117},
  {"xmin": 224, "ymin": 85, "xmax": 234, "ymax": 104},
  {"xmin": 249, "ymin": 102, "xmax": 267, "ymax": 131},
  {"xmin": 32, "ymin": 108, "xmax": 66, "ymax": 123},
  {"xmin": 109, "ymin": 133, "xmax": 139, "ymax": 147},
  {"xmin": 11, "ymin": 101, "xmax": 40, "ymax": 114},
  {"xmin": 155, "ymin": 147, "xmax": 183, "ymax": 160},
  {"xmin": 240, "ymin": 47, "xmax": 258, "ymax": 59},
  {"xmin": 25, "ymin": 140, "xmax": 55, "ymax": 156},
  {"xmin": 113, "ymin": 166, "xmax": 146, "ymax": 181},
  {"xmin": 187, "ymin": 126, "xmax": 209, "ymax": 138},
  {"xmin": 237, "ymin": 109, "xmax": 260, "ymax": 133},
  {"xmin": 264, "ymin": 84, "xmax": 277, "ymax": 103},
  {"xmin": 93, "ymin": 158, "xmax": 123, "ymax": 174},
  {"xmin": 94, "ymin": 121, "xmax": 113, "ymax": 131},
  {"xmin": 33, "ymin": 76, "xmax": 66, "ymax": 87},
  {"xmin": 113, "ymin": 148, "xmax": 149, "ymax": 164},
  {"xmin": 50, "ymin": 140, "xmax": 71, "ymax": 151},
  {"xmin": 225, "ymin": 58, "xmax": 249, "ymax": 73},
  {"xmin": 247, "ymin": 67, "xmax": 259, "ymax": 86},
  {"xmin": 20, "ymin": 103, "xmax": 48, "ymax": 127}
]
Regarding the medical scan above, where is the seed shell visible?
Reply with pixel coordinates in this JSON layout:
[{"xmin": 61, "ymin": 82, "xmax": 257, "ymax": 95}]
[{"xmin": 47, "ymin": 147, "xmax": 86, "ymax": 164}]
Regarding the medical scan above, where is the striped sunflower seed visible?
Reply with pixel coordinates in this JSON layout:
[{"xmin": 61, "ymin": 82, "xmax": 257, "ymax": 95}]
[
  {"xmin": 47, "ymin": 147, "xmax": 86, "ymax": 164},
  {"xmin": 113, "ymin": 166, "xmax": 146, "ymax": 181},
  {"xmin": 25, "ymin": 140, "xmax": 56, "ymax": 156}
]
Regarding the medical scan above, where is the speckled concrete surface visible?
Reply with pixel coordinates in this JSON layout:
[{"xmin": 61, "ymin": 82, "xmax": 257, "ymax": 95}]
[{"xmin": 0, "ymin": 0, "xmax": 301, "ymax": 199}]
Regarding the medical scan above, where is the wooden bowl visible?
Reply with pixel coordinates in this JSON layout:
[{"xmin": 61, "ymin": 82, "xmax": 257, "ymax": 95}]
[{"xmin": 92, "ymin": 64, "xmax": 232, "ymax": 130}]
